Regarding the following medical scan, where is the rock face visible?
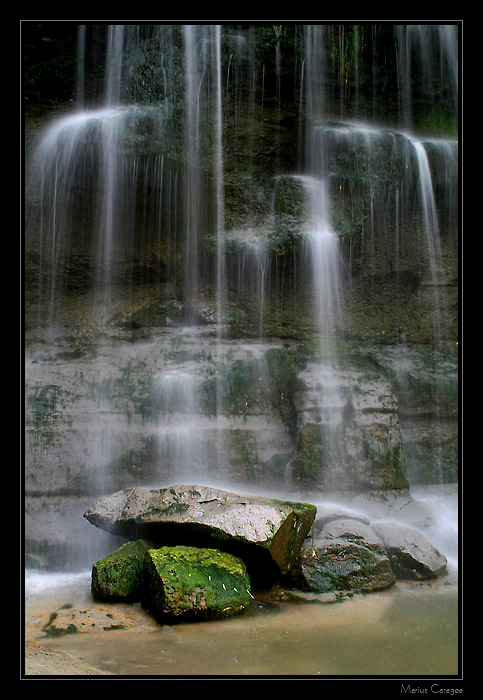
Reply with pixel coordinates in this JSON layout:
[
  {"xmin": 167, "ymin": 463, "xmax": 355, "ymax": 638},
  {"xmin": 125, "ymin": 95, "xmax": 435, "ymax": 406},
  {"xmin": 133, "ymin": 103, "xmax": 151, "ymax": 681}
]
[
  {"xmin": 373, "ymin": 522, "xmax": 447, "ymax": 580},
  {"xmin": 142, "ymin": 546, "xmax": 252, "ymax": 623},
  {"xmin": 24, "ymin": 26, "xmax": 458, "ymax": 572},
  {"xmin": 291, "ymin": 363, "xmax": 409, "ymax": 492},
  {"xmin": 84, "ymin": 484, "xmax": 317, "ymax": 584}
]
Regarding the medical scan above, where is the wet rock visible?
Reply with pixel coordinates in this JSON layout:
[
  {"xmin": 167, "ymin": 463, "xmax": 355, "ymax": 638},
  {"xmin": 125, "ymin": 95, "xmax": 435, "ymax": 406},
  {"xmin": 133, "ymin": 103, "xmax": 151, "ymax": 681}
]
[
  {"xmin": 41, "ymin": 601, "xmax": 152, "ymax": 637},
  {"xmin": 142, "ymin": 545, "xmax": 252, "ymax": 623},
  {"xmin": 317, "ymin": 518, "xmax": 386, "ymax": 552},
  {"xmin": 25, "ymin": 640, "xmax": 114, "ymax": 675},
  {"xmin": 313, "ymin": 506, "xmax": 371, "ymax": 533},
  {"xmin": 283, "ymin": 517, "xmax": 395, "ymax": 593},
  {"xmin": 292, "ymin": 363, "xmax": 409, "ymax": 493},
  {"xmin": 84, "ymin": 484, "xmax": 317, "ymax": 584},
  {"xmin": 91, "ymin": 539, "xmax": 157, "ymax": 602},
  {"xmin": 372, "ymin": 521, "xmax": 447, "ymax": 580},
  {"xmin": 284, "ymin": 535, "xmax": 395, "ymax": 593}
]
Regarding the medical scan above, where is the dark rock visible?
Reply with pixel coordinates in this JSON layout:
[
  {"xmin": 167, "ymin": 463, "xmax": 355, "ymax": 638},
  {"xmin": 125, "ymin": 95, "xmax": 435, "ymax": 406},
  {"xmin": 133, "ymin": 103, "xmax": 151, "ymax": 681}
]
[
  {"xmin": 284, "ymin": 536, "xmax": 395, "ymax": 593},
  {"xmin": 284, "ymin": 517, "xmax": 395, "ymax": 593}
]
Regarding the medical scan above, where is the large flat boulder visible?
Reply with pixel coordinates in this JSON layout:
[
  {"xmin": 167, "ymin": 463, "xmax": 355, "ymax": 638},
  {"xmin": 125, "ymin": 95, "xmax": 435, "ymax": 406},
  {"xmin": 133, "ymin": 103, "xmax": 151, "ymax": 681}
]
[{"xmin": 84, "ymin": 484, "xmax": 317, "ymax": 585}]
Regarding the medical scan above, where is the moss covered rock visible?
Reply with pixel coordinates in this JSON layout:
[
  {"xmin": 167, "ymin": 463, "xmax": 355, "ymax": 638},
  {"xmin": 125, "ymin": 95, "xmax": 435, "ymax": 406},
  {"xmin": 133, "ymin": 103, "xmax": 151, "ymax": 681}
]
[
  {"xmin": 142, "ymin": 545, "xmax": 252, "ymax": 623},
  {"xmin": 91, "ymin": 538, "xmax": 157, "ymax": 602}
]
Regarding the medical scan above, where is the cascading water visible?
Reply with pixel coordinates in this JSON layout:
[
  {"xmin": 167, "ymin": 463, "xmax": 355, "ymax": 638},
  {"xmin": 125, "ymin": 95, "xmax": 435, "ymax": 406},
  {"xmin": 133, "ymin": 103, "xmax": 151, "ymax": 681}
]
[
  {"xmin": 155, "ymin": 368, "xmax": 202, "ymax": 482},
  {"xmin": 25, "ymin": 24, "xmax": 459, "ymax": 575}
]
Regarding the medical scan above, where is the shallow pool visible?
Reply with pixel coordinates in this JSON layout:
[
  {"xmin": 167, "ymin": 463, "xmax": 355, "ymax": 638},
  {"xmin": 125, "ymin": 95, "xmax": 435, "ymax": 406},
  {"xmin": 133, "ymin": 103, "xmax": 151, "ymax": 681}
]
[{"xmin": 24, "ymin": 568, "xmax": 459, "ymax": 677}]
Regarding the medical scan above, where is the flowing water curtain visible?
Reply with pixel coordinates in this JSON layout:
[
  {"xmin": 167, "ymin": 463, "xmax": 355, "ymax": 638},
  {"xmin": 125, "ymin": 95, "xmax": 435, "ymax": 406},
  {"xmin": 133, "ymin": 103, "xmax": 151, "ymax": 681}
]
[
  {"xmin": 295, "ymin": 28, "xmax": 346, "ymax": 483},
  {"xmin": 395, "ymin": 25, "xmax": 458, "ymax": 132},
  {"xmin": 301, "ymin": 26, "xmax": 342, "ymax": 346},
  {"xmin": 25, "ymin": 23, "xmax": 459, "ymax": 499},
  {"xmin": 182, "ymin": 25, "xmax": 225, "ymax": 324},
  {"xmin": 156, "ymin": 369, "xmax": 205, "ymax": 481}
]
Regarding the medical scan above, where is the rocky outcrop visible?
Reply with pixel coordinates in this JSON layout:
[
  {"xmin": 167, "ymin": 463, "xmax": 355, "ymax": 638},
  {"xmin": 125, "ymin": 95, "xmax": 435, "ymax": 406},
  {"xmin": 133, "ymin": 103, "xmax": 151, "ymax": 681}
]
[
  {"xmin": 80, "ymin": 483, "xmax": 452, "ymax": 625},
  {"xmin": 84, "ymin": 484, "xmax": 317, "ymax": 585},
  {"xmin": 291, "ymin": 363, "xmax": 409, "ymax": 492}
]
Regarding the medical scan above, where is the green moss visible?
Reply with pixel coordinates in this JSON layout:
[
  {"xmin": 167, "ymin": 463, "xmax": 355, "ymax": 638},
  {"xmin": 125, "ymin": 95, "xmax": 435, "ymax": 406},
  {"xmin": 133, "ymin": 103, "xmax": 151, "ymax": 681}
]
[
  {"xmin": 42, "ymin": 612, "xmax": 79, "ymax": 638},
  {"xmin": 142, "ymin": 546, "xmax": 252, "ymax": 622},
  {"xmin": 91, "ymin": 538, "xmax": 157, "ymax": 602},
  {"xmin": 414, "ymin": 104, "xmax": 458, "ymax": 138}
]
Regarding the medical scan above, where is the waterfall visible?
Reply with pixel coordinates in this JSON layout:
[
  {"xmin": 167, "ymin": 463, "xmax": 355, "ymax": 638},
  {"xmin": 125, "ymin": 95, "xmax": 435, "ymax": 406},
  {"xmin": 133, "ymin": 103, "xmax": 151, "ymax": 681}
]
[
  {"xmin": 283, "ymin": 27, "xmax": 344, "ymax": 488},
  {"xmin": 302, "ymin": 25, "xmax": 342, "ymax": 353},
  {"xmin": 409, "ymin": 138, "xmax": 444, "ymax": 345},
  {"xmin": 156, "ymin": 369, "xmax": 202, "ymax": 482},
  {"xmin": 24, "ymin": 24, "xmax": 459, "ymax": 569},
  {"xmin": 395, "ymin": 25, "xmax": 459, "ymax": 131}
]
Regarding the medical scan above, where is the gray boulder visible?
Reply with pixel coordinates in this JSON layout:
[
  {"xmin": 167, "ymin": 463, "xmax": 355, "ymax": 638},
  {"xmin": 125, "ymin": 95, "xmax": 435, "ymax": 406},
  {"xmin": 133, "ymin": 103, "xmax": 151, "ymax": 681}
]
[
  {"xmin": 84, "ymin": 484, "xmax": 317, "ymax": 585},
  {"xmin": 317, "ymin": 518, "xmax": 386, "ymax": 552},
  {"xmin": 284, "ymin": 537, "xmax": 395, "ymax": 593},
  {"xmin": 284, "ymin": 517, "xmax": 395, "ymax": 593},
  {"xmin": 372, "ymin": 521, "xmax": 447, "ymax": 580}
]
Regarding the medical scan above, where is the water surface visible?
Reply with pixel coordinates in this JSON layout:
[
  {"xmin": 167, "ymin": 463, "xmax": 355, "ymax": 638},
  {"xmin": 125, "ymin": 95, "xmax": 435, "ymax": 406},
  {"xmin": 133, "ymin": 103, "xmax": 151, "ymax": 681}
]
[{"xmin": 25, "ymin": 569, "xmax": 458, "ymax": 677}]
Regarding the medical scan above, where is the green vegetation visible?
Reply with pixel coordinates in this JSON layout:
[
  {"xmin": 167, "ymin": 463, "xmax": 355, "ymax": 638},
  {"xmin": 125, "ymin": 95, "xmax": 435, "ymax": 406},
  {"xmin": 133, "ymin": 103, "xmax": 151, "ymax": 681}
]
[
  {"xmin": 415, "ymin": 104, "xmax": 458, "ymax": 138},
  {"xmin": 142, "ymin": 546, "xmax": 252, "ymax": 622},
  {"xmin": 91, "ymin": 539, "xmax": 157, "ymax": 602}
]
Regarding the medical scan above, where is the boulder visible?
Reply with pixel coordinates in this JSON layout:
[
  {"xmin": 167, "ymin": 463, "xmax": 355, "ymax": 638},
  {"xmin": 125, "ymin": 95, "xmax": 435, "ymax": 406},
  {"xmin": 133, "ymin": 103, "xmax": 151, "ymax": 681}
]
[
  {"xmin": 84, "ymin": 484, "xmax": 317, "ymax": 585},
  {"xmin": 284, "ymin": 537, "xmax": 395, "ymax": 593},
  {"xmin": 372, "ymin": 521, "xmax": 447, "ymax": 580},
  {"xmin": 142, "ymin": 545, "xmax": 252, "ymax": 623},
  {"xmin": 91, "ymin": 538, "xmax": 156, "ymax": 602},
  {"xmin": 283, "ymin": 517, "xmax": 395, "ymax": 593},
  {"xmin": 318, "ymin": 518, "xmax": 386, "ymax": 552}
]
